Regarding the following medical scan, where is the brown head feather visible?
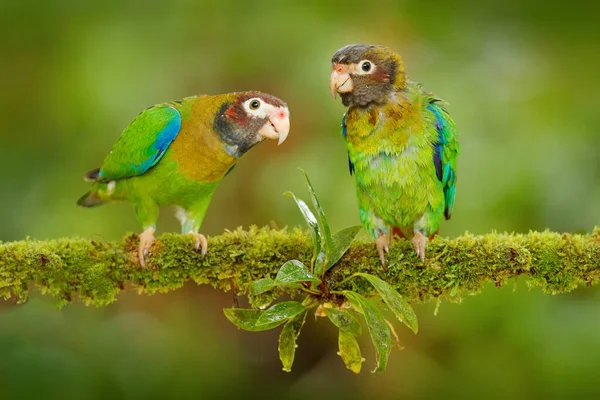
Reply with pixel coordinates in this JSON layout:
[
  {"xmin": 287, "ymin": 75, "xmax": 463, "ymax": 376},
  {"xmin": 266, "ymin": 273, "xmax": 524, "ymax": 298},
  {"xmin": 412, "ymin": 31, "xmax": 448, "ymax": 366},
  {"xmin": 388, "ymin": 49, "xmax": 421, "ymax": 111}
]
[{"xmin": 331, "ymin": 44, "xmax": 405, "ymax": 107}]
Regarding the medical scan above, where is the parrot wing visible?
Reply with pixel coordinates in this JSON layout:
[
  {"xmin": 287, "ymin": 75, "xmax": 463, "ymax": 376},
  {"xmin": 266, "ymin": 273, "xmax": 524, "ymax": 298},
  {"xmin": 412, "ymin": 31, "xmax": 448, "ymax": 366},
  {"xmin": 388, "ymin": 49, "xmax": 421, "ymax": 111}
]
[
  {"xmin": 427, "ymin": 100, "xmax": 458, "ymax": 220},
  {"xmin": 341, "ymin": 112, "xmax": 355, "ymax": 175},
  {"xmin": 95, "ymin": 105, "xmax": 182, "ymax": 181}
]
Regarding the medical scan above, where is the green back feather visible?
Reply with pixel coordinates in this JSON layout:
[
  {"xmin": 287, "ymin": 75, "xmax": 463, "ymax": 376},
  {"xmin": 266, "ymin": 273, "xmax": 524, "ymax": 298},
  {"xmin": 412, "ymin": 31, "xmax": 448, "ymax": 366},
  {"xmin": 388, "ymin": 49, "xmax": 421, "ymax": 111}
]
[{"xmin": 97, "ymin": 105, "xmax": 181, "ymax": 181}]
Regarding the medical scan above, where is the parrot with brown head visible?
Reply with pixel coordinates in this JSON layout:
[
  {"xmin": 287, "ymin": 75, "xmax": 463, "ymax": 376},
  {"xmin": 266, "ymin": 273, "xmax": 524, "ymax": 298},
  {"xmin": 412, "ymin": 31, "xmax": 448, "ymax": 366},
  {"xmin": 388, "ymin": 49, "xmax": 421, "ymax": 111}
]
[
  {"xmin": 78, "ymin": 91, "xmax": 290, "ymax": 267},
  {"xmin": 330, "ymin": 44, "xmax": 459, "ymax": 266}
]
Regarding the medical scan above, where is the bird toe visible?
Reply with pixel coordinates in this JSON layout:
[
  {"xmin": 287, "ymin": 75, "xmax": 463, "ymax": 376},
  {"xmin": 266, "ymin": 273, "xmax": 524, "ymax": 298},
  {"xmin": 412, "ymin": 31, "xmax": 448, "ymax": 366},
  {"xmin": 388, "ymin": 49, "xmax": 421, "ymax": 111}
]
[{"xmin": 188, "ymin": 232, "xmax": 208, "ymax": 258}]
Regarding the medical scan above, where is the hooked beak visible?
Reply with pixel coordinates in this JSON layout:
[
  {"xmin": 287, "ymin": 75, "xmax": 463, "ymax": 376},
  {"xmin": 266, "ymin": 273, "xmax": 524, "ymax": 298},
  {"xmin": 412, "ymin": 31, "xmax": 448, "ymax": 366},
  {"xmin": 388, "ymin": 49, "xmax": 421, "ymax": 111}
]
[
  {"xmin": 259, "ymin": 106, "xmax": 290, "ymax": 145},
  {"xmin": 330, "ymin": 63, "xmax": 353, "ymax": 99}
]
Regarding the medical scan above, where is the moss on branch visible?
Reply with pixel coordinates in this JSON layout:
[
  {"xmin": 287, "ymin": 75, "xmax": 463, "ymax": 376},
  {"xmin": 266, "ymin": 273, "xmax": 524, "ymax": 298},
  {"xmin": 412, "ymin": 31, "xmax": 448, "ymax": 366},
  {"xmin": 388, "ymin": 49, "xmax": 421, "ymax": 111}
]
[{"xmin": 1, "ymin": 227, "xmax": 599, "ymax": 307}]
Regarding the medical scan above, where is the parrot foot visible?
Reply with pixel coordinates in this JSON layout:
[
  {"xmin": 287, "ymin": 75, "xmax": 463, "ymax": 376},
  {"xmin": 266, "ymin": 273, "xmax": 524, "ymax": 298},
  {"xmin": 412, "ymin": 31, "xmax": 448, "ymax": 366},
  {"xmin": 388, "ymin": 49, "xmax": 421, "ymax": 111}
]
[
  {"xmin": 138, "ymin": 227, "xmax": 156, "ymax": 268},
  {"xmin": 412, "ymin": 231, "xmax": 428, "ymax": 263},
  {"xmin": 187, "ymin": 231, "xmax": 208, "ymax": 258},
  {"xmin": 375, "ymin": 234, "xmax": 389, "ymax": 268}
]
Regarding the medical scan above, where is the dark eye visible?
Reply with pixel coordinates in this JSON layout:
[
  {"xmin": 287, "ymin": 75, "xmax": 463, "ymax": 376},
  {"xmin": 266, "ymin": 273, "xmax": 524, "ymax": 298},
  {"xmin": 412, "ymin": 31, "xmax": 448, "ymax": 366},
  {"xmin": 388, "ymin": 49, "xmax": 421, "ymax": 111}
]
[
  {"xmin": 250, "ymin": 100, "xmax": 261, "ymax": 110},
  {"xmin": 361, "ymin": 61, "xmax": 371, "ymax": 72}
]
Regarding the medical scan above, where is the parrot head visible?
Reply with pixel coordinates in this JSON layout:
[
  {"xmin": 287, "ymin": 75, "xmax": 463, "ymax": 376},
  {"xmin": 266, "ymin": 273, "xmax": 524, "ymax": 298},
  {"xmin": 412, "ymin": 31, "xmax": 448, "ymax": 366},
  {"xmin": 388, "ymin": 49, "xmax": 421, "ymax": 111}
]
[
  {"xmin": 214, "ymin": 91, "xmax": 290, "ymax": 157},
  {"xmin": 330, "ymin": 44, "xmax": 405, "ymax": 107}
]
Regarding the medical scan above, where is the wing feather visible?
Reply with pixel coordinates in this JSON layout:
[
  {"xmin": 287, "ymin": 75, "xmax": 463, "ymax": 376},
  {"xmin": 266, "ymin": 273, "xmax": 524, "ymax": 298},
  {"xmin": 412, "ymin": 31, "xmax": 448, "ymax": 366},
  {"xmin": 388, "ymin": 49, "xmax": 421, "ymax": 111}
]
[
  {"xmin": 341, "ymin": 112, "xmax": 355, "ymax": 175},
  {"xmin": 427, "ymin": 101, "xmax": 458, "ymax": 220},
  {"xmin": 96, "ymin": 105, "xmax": 181, "ymax": 181}
]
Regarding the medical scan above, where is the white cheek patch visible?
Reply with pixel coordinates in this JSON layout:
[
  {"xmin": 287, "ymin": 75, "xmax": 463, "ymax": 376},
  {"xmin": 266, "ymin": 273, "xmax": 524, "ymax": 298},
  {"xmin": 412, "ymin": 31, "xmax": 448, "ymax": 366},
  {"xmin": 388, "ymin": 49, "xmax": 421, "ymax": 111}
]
[
  {"xmin": 259, "ymin": 103, "xmax": 278, "ymax": 117},
  {"xmin": 242, "ymin": 98, "xmax": 277, "ymax": 118},
  {"xmin": 353, "ymin": 59, "xmax": 376, "ymax": 75}
]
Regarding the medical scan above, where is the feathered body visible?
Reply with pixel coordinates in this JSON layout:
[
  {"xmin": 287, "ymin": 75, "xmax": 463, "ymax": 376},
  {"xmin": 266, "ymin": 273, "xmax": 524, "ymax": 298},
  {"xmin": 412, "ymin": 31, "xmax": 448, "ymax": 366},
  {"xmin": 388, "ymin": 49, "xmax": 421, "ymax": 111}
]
[
  {"xmin": 330, "ymin": 44, "xmax": 458, "ymax": 264},
  {"xmin": 79, "ymin": 92, "xmax": 290, "ymax": 266}
]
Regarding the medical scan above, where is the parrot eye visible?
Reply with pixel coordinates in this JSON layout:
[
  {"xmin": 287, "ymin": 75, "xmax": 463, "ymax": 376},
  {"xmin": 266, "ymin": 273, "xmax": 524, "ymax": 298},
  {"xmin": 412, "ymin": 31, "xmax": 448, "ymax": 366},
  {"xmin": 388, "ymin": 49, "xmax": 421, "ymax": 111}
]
[
  {"xmin": 244, "ymin": 97, "xmax": 269, "ymax": 117},
  {"xmin": 357, "ymin": 59, "xmax": 375, "ymax": 75}
]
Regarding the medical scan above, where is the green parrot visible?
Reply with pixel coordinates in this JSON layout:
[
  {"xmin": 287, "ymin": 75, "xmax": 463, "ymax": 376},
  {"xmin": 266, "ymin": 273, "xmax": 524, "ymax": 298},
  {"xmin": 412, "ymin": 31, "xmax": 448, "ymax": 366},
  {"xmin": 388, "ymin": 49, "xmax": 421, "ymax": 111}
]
[
  {"xmin": 78, "ymin": 91, "xmax": 290, "ymax": 267},
  {"xmin": 329, "ymin": 44, "xmax": 459, "ymax": 266}
]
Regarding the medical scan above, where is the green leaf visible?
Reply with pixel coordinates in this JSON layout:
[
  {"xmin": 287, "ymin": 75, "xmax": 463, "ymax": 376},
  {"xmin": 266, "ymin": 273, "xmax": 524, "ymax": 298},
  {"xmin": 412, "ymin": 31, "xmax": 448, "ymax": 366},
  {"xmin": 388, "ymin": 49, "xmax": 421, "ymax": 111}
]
[
  {"xmin": 275, "ymin": 260, "xmax": 321, "ymax": 284},
  {"xmin": 354, "ymin": 273, "xmax": 418, "ymax": 334},
  {"xmin": 325, "ymin": 225, "xmax": 362, "ymax": 272},
  {"xmin": 249, "ymin": 278, "xmax": 276, "ymax": 296},
  {"xmin": 223, "ymin": 308, "xmax": 280, "ymax": 332},
  {"xmin": 344, "ymin": 291, "xmax": 391, "ymax": 373},
  {"xmin": 299, "ymin": 169, "xmax": 333, "ymax": 275},
  {"xmin": 255, "ymin": 301, "xmax": 306, "ymax": 329},
  {"xmin": 284, "ymin": 191, "xmax": 321, "ymax": 266},
  {"xmin": 324, "ymin": 306, "xmax": 362, "ymax": 336},
  {"xmin": 248, "ymin": 291, "xmax": 276, "ymax": 310},
  {"xmin": 277, "ymin": 282, "xmax": 303, "ymax": 290},
  {"xmin": 314, "ymin": 247, "xmax": 327, "ymax": 276},
  {"xmin": 338, "ymin": 329, "xmax": 364, "ymax": 374},
  {"xmin": 299, "ymin": 169, "xmax": 332, "ymax": 243},
  {"xmin": 278, "ymin": 309, "xmax": 308, "ymax": 372}
]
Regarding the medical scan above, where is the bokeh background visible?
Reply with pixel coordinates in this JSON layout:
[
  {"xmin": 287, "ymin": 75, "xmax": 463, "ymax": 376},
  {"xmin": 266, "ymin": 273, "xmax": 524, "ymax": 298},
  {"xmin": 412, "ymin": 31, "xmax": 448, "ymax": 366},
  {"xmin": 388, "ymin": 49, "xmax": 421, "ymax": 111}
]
[{"xmin": 1, "ymin": 0, "xmax": 599, "ymax": 398}]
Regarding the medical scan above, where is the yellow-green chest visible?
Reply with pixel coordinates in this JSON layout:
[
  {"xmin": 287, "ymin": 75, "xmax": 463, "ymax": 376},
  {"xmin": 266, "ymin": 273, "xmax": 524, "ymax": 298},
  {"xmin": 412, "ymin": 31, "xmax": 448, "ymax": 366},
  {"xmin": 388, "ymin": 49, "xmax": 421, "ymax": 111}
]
[
  {"xmin": 169, "ymin": 96, "xmax": 237, "ymax": 183},
  {"xmin": 345, "ymin": 95, "xmax": 432, "ymax": 159},
  {"xmin": 343, "ymin": 95, "xmax": 444, "ymax": 225}
]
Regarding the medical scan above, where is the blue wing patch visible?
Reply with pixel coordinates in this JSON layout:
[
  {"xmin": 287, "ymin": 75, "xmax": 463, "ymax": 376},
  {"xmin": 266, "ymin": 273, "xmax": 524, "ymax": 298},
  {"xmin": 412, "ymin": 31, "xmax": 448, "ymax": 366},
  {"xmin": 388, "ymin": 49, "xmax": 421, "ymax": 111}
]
[
  {"xmin": 341, "ymin": 112, "xmax": 354, "ymax": 175},
  {"xmin": 427, "ymin": 102, "xmax": 458, "ymax": 220},
  {"xmin": 131, "ymin": 112, "xmax": 181, "ymax": 174},
  {"xmin": 98, "ymin": 106, "xmax": 182, "ymax": 181},
  {"xmin": 433, "ymin": 142, "xmax": 443, "ymax": 182}
]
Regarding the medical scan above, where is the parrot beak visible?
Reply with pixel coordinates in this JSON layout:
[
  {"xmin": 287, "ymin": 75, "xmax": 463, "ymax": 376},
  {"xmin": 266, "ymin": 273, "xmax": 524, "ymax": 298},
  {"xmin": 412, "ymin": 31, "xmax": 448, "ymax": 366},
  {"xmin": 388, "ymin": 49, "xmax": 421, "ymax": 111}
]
[
  {"xmin": 330, "ymin": 63, "xmax": 353, "ymax": 99},
  {"xmin": 260, "ymin": 106, "xmax": 290, "ymax": 145}
]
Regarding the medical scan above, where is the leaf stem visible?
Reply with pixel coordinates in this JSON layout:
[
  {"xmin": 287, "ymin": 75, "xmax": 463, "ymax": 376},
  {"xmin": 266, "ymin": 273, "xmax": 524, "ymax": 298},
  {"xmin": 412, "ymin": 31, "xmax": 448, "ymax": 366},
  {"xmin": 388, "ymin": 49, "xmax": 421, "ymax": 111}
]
[
  {"xmin": 300, "ymin": 288, "xmax": 322, "ymax": 296},
  {"xmin": 332, "ymin": 273, "xmax": 361, "ymax": 289}
]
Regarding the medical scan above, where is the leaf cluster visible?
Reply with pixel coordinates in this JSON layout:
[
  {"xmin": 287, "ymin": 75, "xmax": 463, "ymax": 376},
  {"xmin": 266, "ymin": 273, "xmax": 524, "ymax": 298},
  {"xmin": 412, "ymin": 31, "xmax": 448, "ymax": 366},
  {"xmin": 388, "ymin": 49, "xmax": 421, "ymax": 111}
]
[{"xmin": 224, "ymin": 171, "xmax": 418, "ymax": 373}]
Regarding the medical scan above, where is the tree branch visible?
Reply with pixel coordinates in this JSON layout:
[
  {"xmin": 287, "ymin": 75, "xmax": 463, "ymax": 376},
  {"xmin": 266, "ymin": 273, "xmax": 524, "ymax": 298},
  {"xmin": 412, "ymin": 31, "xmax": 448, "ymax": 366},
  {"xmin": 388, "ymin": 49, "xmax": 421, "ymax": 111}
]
[{"xmin": 1, "ymin": 227, "xmax": 599, "ymax": 307}]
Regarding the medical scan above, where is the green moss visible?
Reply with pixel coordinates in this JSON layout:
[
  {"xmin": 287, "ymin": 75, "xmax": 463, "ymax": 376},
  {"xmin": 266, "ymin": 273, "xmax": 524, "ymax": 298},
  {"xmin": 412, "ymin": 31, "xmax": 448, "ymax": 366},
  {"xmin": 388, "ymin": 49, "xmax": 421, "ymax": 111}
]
[{"xmin": 0, "ymin": 227, "xmax": 598, "ymax": 307}]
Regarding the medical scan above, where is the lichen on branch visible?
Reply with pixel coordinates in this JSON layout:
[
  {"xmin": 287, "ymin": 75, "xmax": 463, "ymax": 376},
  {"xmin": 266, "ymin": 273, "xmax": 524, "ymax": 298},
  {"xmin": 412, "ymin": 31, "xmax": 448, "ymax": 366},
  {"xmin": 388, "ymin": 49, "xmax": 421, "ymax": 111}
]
[{"xmin": 0, "ymin": 227, "xmax": 599, "ymax": 307}]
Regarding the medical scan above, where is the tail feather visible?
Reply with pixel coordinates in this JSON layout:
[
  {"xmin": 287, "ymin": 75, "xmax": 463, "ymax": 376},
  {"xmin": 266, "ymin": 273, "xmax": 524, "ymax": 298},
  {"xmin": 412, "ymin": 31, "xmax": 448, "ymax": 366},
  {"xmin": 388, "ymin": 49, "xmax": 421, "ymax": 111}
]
[
  {"xmin": 77, "ymin": 191, "xmax": 105, "ymax": 207},
  {"xmin": 84, "ymin": 168, "xmax": 101, "ymax": 182}
]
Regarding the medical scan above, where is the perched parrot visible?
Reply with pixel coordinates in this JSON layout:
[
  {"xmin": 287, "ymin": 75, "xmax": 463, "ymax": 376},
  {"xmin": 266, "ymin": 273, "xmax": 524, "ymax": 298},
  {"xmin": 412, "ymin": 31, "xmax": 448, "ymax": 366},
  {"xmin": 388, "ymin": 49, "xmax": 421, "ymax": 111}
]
[
  {"xmin": 78, "ymin": 91, "xmax": 290, "ymax": 267},
  {"xmin": 329, "ymin": 44, "xmax": 459, "ymax": 266}
]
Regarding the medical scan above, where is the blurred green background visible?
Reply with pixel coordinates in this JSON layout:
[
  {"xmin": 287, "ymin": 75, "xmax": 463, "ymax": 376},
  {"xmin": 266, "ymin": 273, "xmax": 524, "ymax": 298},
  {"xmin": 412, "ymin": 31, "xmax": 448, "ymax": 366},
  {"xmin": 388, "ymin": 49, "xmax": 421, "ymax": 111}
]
[{"xmin": 1, "ymin": 0, "xmax": 599, "ymax": 398}]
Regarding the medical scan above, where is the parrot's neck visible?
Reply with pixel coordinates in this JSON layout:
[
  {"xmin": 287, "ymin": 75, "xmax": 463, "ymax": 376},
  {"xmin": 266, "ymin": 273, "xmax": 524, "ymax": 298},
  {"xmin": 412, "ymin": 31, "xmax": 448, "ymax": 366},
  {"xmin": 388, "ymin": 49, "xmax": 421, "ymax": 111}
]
[{"xmin": 213, "ymin": 103, "xmax": 263, "ymax": 158}]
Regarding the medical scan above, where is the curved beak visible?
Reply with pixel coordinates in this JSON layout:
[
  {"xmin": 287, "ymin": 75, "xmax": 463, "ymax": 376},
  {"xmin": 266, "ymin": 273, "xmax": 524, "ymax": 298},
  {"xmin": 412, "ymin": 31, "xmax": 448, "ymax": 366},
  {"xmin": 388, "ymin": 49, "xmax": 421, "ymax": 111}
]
[
  {"xmin": 330, "ymin": 63, "xmax": 353, "ymax": 99},
  {"xmin": 259, "ymin": 106, "xmax": 290, "ymax": 145}
]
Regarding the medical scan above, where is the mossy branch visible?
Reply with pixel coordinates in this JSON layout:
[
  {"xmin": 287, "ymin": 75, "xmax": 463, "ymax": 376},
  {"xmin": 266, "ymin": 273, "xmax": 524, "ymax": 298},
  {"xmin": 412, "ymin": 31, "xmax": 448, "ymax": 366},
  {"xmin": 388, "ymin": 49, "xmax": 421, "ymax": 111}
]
[{"xmin": 1, "ymin": 226, "xmax": 599, "ymax": 307}]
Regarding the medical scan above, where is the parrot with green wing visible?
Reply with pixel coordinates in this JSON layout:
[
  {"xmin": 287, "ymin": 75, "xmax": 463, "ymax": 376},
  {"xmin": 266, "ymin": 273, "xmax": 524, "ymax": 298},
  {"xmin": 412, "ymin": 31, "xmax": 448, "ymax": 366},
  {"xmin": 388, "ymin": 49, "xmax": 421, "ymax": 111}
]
[
  {"xmin": 329, "ymin": 44, "xmax": 459, "ymax": 266},
  {"xmin": 78, "ymin": 92, "xmax": 290, "ymax": 267}
]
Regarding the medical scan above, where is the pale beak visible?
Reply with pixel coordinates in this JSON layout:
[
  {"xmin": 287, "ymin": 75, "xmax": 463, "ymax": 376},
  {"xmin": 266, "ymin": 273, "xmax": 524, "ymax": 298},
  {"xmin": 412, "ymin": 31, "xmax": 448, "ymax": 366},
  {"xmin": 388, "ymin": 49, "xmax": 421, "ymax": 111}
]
[
  {"xmin": 259, "ymin": 106, "xmax": 290, "ymax": 145},
  {"xmin": 330, "ymin": 63, "xmax": 353, "ymax": 99}
]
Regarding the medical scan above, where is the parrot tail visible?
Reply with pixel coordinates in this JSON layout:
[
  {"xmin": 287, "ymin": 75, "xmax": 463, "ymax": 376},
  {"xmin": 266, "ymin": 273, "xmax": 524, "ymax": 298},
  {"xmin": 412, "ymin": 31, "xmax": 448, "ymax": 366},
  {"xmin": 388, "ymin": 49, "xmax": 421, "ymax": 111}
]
[
  {"xmin": 79, "ymin": 168, "xmax": 109, "ymax": 206},
  {"xmin": 84, "ymin": 168, "xmax": 101, "ymax": 182},
  {"xmin": 77, "ymin": 191, "xmax": 105, "ymax": 207}
]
